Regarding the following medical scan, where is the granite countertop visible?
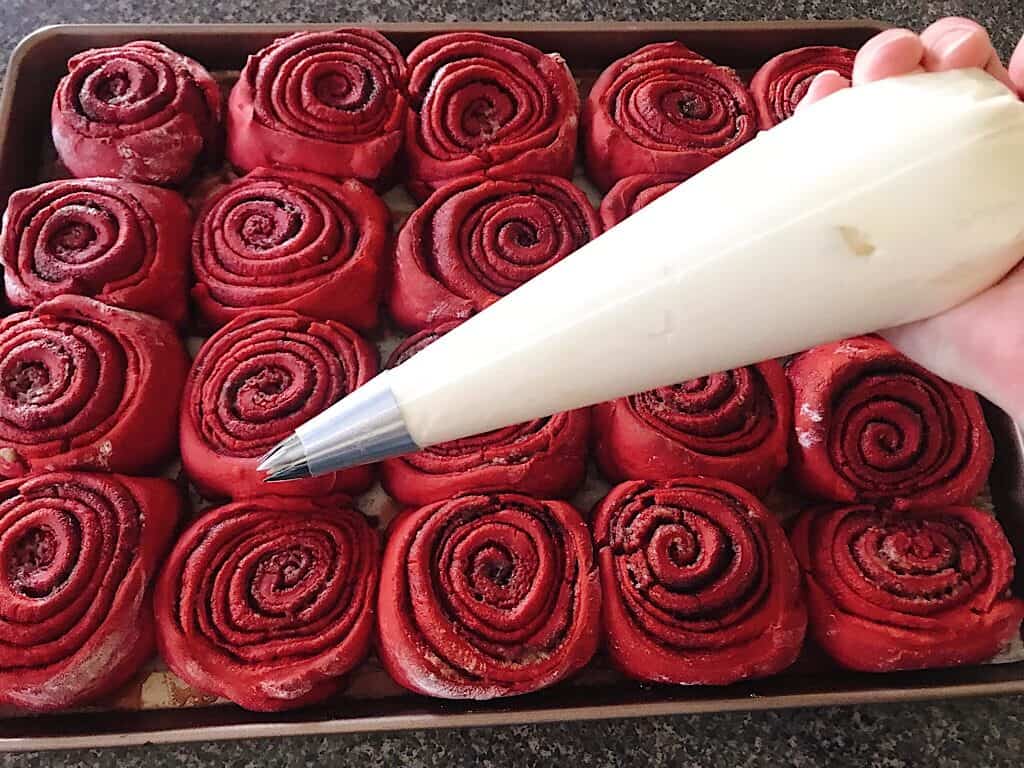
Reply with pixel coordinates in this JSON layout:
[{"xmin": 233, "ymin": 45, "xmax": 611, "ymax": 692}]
[{"xmin": 1, "ymin": 1, "xmax": 1023, "ymax": 766}]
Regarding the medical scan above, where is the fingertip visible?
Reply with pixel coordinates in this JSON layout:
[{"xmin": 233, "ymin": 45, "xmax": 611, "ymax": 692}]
[
  {"xmin": 797, "ymin": 70, "xmax": 851, "ymax": 110},
  {"xmin": 984, "ymin": 56, "xmax": 1017, "ymax": 94},
  {"xmin": 920, "ymin": 16, "xmax": 988, "ymax": 42},
  {"xmin": 853, "ymin": 28, "xmax": 924, "ymax": 85},
  {"xmin": 923, "ymin": 25, "xmax": 994, "ymax": 72}
]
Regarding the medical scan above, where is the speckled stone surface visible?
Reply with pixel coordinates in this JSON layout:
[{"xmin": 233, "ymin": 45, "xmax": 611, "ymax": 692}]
[{"xmin": 1, "ymin": 1, "xmax": 1023, "ymax": 766}]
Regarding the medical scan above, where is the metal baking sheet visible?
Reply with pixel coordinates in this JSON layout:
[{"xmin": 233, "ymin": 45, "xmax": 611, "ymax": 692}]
[{"xmin": 5, "ymin": 20, "xmax": 1024, "ymax": 752}]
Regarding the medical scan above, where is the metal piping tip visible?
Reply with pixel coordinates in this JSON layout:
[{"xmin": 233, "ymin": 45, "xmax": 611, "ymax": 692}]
[
  {"xmin": 272, "ymin": 372, "xmax": 419, "ymax": 479},
  {"xmin": 258, "ymin": 433, "xmax": 305, "ymax": 473},
  {"xmin": 258, "ymin": 444, "xmax": 284, "ymax": 470},
  {"xmin": 265, "ymin": 461, "xmax": 312, "ymax": 483}
]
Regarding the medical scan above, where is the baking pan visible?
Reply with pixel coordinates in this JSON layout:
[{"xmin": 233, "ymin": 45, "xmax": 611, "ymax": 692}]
[{"xmin": 6, "ymin": 20, "xmax": 1024, "ymax": 752}]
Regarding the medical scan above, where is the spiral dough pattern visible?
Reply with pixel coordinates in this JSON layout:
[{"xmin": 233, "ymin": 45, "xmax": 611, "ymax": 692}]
[
  {"xmin": 227, "ymin": 29, "xmax": 408, "ymax": 185},
  {"xmin": 180, "ymin": 309, "xmax": 377, "ymax": 499},
  {"xmin": 594, "ymin": 361, "xmax": 791, "ymax": 493},
  {"xmin": 788, "ymin": 336, "xmax": 994, "ymax": 510},
  {"xmin": 0, "ymin": 296, "xmax": 187, "ymax": 479},
  {"xmin": 191, "ymin": 167, "xmax": 390, "ymax": 330},
  {"xmin": 583, "ymin": 42, "xmax": 757, "ymax": 191},
  {"xmin": 155, "ymin": 495, "xmax": 378, "ymax": 711},
  {"xmin": 404, "ymin": 32, "xmax": 580, "ymax": 200},
  {"xmin": 2, "ymin": 178, "xmax": 191, "ymax": 325},
  {"xmin": 51, "ymin": 41, "xmax": 221, "ymax": 184},
  {"xmin": 593, "ymin": 477, "xmax": 806, "ymax": 685},
  {"xmin": 750, "ymin": 46, "xmax": 857, "ymax": 128},
  {"xmin": 388, "ymin": 174, "xmax": 600, "ymax": 331},
  {"xmin": 377, "ymin": 493, "xmax": 600, "ymax": 699},
  {"xmin": 0, "ymin": 472, "xmax": 179, "ymax": 711},
  {"xmin": 791, "ymin": 503, "xmax": 1024, "ymax": 672}
]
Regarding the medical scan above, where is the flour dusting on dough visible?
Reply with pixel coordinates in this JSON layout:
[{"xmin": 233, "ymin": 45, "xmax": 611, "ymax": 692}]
[{"xmin": 800, "ymin": 403, "xmax": 824, "ymax": 423}]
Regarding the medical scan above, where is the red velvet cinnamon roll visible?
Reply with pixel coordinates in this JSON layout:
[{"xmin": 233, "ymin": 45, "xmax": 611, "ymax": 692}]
[
  {"xmin": 594, "ymin": 478, "xmax": 806, "ymax": 685},
  {"xmin": 791, "ymin": 503, "xmax": 1024, "ymax": 672},
  {"xmin": 594, "ymin": 361, "xmax": 791, "ymax": 494},
  {"xmin": 0, "ymin": 296, "xmax": 187, "ymax": 479},
  {"xmin": 180, "ymin": 309, "xmax": 377, "ymax": 499},
  {"xmin": 750, "ymin": 46, "xmax": 857, "ymax": 128},
  {"xmin": 389, "ymin": 174, "xmax": 600, "ymax": 331},
  {"xmin": 227, "ymin": 29, "xmax": 407, "ymax": 185},
  {"xmin": 382, "ymin": 323, "xmax": 590, "ymax": 505},
  {"xmin": 191, "ymin": 167, "xmax": 390, "ymax": 330},
  {"xmin": 404, "ymin": 32, "xmax": 580, "ymax": 201},
  {"xmin": 788, "ymin": 336, "xmax": 994, "ymax": 509},
  {"xmin": 155, "ymin": 495, "xmax": 378, "ymax": 711},
  {"xmin": 583, "ymin": 42, "xmax": 757, "ymax": 191},
  {"xmin": 2, "ymin": 178, "xmax": 190, "ymax": 325},
  {"xmin": 599, "ymin": 173, "xmax": 690, "ymax": 229},
  {"xmin": 378, "ymin": 493, "xmax": 600, "ymax": 699},
  {"xmin": 0, "ymin": 472, "xmax": 180, "ymax": 711},
  {"xmin": 51, "ymin": 41, "xmax": 221, "ymax": 185}
]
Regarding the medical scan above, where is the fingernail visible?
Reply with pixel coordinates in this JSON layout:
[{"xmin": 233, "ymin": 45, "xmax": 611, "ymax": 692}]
[
  {"xmin": 872, "ymin": 28, "xmax": 917, "ymax": 48},
  {"xmin": 888, "ymin": 28, "xmax": 918, "ymax": 41},
  {"xmin": 940, "ymin": 29, "xmax": 977, "ymax": 59}
]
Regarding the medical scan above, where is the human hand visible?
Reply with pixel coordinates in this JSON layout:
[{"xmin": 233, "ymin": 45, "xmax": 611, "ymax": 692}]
[{"xmin": 798, "ymin": 18, "xmax": 1024, "ymax": 421}]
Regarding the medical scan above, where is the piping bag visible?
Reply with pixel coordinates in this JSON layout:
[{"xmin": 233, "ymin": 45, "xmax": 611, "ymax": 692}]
[{"xmin": 260, "ymin": 68, "xmax": 1024, "ymax": 481}]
